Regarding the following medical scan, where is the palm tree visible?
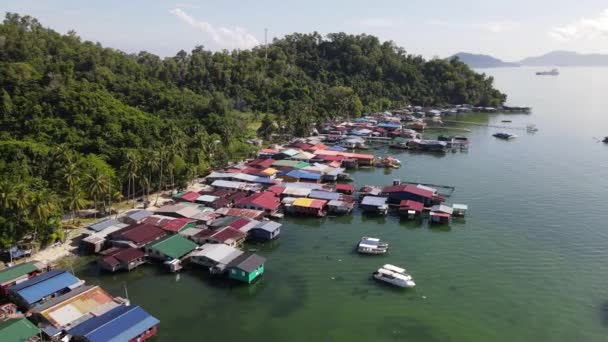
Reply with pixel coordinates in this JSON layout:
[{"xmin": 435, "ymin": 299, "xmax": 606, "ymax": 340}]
[
  {"xmin": 154, "ymin": 146, "xmax": 168, "ymax": 206},
  {"xmin": 66, "ymin": 187, "xmax": 87, "ymax": 223},
  {"xmin": 87, "ymin": 172, "xmax": 109, "ymax": 218},
  {"xmin": 31, "ymin": 189, "xmax": 59, "ymax": 241},
  {"xmin": 62, "ymin": 160, "xmax": 80, "ymax": 192},
  {"xmin": 0, "ymin": 180, "xmax": 16, "ymax": 216},
  {"xmin": 143, "ymin": 153, "xmax": 159, "ymax": 203},
  {"xmin": 124, "ymin": 151, "xmax": 140, "ymax": 206}
]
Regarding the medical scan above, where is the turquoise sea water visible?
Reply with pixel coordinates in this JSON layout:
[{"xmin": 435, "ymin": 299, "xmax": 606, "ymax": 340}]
[{"xmin": 78, "ymin": 66, "xmax": 608, "ymax": 341}]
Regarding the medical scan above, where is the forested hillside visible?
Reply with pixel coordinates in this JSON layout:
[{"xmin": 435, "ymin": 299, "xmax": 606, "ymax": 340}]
[{"xmin": 0, "ymin": 13, "xmax": 506, "ymax": 247}]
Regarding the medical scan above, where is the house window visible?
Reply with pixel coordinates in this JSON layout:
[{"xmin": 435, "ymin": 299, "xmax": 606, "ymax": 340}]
[
  {"xmin": 241, "ymin": 271, "xmax": 246, "ymax": 277},
  {"xmin": 232, "ymin": 269, "xmax": 236, "ymax": 274}
]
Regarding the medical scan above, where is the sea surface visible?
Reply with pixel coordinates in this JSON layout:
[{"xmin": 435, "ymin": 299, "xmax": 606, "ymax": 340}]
[{"xmin": 77, "ymin": 66, "xmax": 608, "ymax": 342}]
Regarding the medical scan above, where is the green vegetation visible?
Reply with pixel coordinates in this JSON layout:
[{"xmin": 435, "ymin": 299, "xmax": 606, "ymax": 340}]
[{"xmin": 0, "ymin": 13, "xmax": 506, "ymax": 248}]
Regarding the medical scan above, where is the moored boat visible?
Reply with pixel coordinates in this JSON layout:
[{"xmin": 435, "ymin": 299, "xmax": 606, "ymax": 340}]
[
  {"xmin": 492, "ymin": 132, "xmax": 517, "ymax": 140},
  {"xmin": 603, "ymin": 136, "xmax": 608, "ymax": 143},
  {"xmin": 373, "ymin": 264, "xmax": 415, "ymax": 288},
  {"xmin": 357, "ymin": 237, "xmax": 389, "ymax": 254},
  {"xmin": 536, "ymin": 68, "xmax": 559, "ymax": 76}
]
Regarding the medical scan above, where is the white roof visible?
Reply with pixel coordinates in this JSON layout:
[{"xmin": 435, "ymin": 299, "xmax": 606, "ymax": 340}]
[
  {"xmin": 197, "ymin": 195, "xmax": 219, "ymax": 203},
  {"xmin": 452, "ymin": 204, "xmax": 468, "ymax": 210},
  {"xmin": 416, "ymin": 184, "xmax": 437, "ymax": 194},
  {"xmin": 282, "ymin": 187, "xmax": 311, "ymax": 197},
  {"xmin": 382, "ymin": 264, "xmax": 406, "ymax": 274},
  {"xmin": 431, "ymin": 204, "xmax": 453, "ymax": 215},
  {"xmin": 191, "ymin": 244, "xmax": 243, "ymax": 264}
]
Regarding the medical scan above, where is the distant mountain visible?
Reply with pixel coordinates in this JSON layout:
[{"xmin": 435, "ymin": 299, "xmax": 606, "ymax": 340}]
[
  {"xmin": 518, "ymin": 51, "xmax": 608, "ymax": 66},
  {"xmin": 450, "ymin": 52, "xmax": 520, "ymax": 68}
]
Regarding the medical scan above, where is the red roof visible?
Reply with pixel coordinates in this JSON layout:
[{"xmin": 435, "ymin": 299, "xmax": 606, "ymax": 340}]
[
  {"xmin": 247, "ymin": 159, "xmax": 275, "ymax": 169},
  {"xmin": 335, "ymin": 184, "xmax": 355, "ymax": 192},
  {"xmin": 328, "ymin": 161, "xmax": 342, "ymax": 168},
  {"xmin": 211, "ymin": 189, "xmax": 232, "ymax": 198},
  {"xmin": 316, "ymin": 155, "xmax": 345, "ymax": 162},
  {"xmin": 228, "ymin": 218, "xmax": 251, "ymax": 230},
  {"xmin": 430, "ymin": 212, "xmax": 451, "ymax": 218},
  {"xmin": 399, "ymin": 200, "xmax": 424, "ymax": 212},
  {"xmin": 267, "ymin": 185, "xmax": 286, "ymax": 195},
  {"xmin": 382, "ymin": 185, "xmax": 434, "ymax": 199},
  {"xmin": 162, "ymin": 218, "xmax": 195, "ymax": 233},
  {"xmin": 179, "ymin": 191, "xmax": 200, "ymax": 202},
  {"xmin": 235, "ymin": 192, "xmax": 280, "ymax": 211},
  {"xmin": 227, "ymin": 192, "xmax": 247, "ymax": 202},
  {"xmin": 117, "ymin": 223, "xmax": 166, "ymax": 245},
  {"xmin": 211, "ymin": 227, "xmax": 246, "ymax": 243},
  {"xmin": 113, "ymin": 248, "xmax": 145, "ymax": 263}
]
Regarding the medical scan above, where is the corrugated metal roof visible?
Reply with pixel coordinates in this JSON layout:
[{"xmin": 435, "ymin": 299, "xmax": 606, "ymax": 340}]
[
  {"xmin": 190, "ymin": 244, "xmax": 243, "ymax": 264},
  {"xmin": 117, "ymin": 224, "xmax": 167, "ymax": 245},
  {"xmin": 293, "ymin": 198, "xmax": 326, "ymax": 209},
  {"xmin": 253, "ymin": 221, "xmax": 281, "ymax": 233},
  {"xmin": 88, "ymin": 218, "xmax": 122, "ymax": 232},
  {"xmin": 68, "ymin": 305, "xmax": 159, "ymax": 342},
  {"xmin": 285, "ymin": 170, "xmax": 321, "ymax": 180},
  {"xmin": 361, "ymin": 196, "xmax": 387, "ymax": 206},
  {"xmin": 37, "ymin": 286, "xmax": 114, "ymax": 328},
  {"xmin": 282, "ymin": 187, "xmax": 312, "ymax": 197},
  {"xmin": 148, "ymin": 235, "xmax": 197, "ymax": 260},
  {"xmin": 309, "ymin": 190, "xmax": 341, "ymax": 201},
  {"xmin": 229, "ymin": 253, "xmax": 266, "ymax": 273},
  {"xmin": 11, "ymin": 271, "xmax": 81, "ymax": 305},
  {"xmin": 235, "ymin": 192, "xmax": 280, "ymax": 211},
  {"xmin": 179, "ymin": 191, "xmax": 201, "ymax": 202},
  {"xmin": 0, "ymin": 317, "xmax": 40, "ymax": 341},
  {"xmin": 399, "ymin": 200, "xmax": 424, "ymax": 212},
  {"xmin": 0, "ymin": 261, "xmax": 41, "ymax": 285},
  {"xmin": 124, "ymin": 209, "xmax": 153, "ymax": 221}
]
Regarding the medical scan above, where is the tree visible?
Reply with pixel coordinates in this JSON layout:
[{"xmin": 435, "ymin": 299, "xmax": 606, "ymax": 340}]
[
  {"xmin": 323, "ymin": 86, "xmax": 362, "ymax": 119},
  {"xmin": 65, "ymin": 187, "xmax": 87, "ymax": 222}
]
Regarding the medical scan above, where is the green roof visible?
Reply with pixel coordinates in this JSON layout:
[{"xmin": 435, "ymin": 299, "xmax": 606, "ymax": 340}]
[
  {"xmin": 0, "ymin": 318, "xmax": 40, "ymax": 341},
  {"xmin": 149, "ymin": 235, "xmax": 197, "ymax": 260},
  {"xmin": 272, "ymin": 160, "xmax": 309, "ymax": 168},
  {"xmin": 0, "ymin": 261, "xmax": 40, "ymax": 285}
]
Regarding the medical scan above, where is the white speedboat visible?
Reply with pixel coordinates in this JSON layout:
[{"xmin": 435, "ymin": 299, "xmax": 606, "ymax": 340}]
[
  {"xmin": 358, "ymin": 237, "xmax": 389, "ymax": 255},
  {"xmin": 373, "ymin": 264, "xmax": 416, "ymax": 288}
]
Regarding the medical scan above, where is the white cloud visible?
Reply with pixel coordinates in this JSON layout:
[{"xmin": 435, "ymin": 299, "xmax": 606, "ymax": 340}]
[
  {"xmin": 550, "ymin": 9, "xmax": 608, "ymax": 41},
  {"xmin": 477, "ymin": 21, "xmax": 521, "ymax": 33},
  {"xmin": 358, "ymin": 17, "xmax": 396, "ymax": 28},
  {"xmin": 169, "ymin": 8, "xmax": 259, "ymax": 49}
]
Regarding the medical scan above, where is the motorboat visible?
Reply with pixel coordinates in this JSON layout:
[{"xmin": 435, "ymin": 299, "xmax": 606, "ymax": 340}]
[
  {"xmin": 493, "ymin": 132, "xmax": 517, "ymax": 140},
  {"xmin": 603, "ymin": 136, "xmax": 608, "ymax": 144},
  {"xmin": 526, "ymin": 124, "xmax": 539, "ymax": 133},
  {"xmin": 358, "ymin": 237, "xmax": 389, "ymax": 255},
  {"xmin": 373, "ymin": 264, "xmax": 416, "ymax": 288}
]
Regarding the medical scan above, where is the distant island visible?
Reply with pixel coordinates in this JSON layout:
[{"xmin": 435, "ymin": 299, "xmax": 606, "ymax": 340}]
[
  {"xmin": 450, "ymin": 52, "xmax": 519, "ymax": 68},
  {"xmin": 451, "ymin": 50, "xmax": 608, "ymax": 68}
]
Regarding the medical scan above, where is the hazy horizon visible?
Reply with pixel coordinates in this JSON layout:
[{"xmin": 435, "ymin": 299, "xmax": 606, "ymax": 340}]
[{"xmin": 2, "ymin": 1, "xmax": 608, "ymax": 60}]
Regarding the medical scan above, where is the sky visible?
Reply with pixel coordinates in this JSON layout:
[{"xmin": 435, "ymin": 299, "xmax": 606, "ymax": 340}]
[{"xmin": 3, "ymin": 0, "xmax": 608, "ymax": 61}]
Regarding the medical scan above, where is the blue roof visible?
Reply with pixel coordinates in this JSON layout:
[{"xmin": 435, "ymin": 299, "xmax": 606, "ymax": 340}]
[
  {"xmin": 88, "ymin": 218, "xmax": 122, "ymax": 232},
  {"xmin": 127, "ymin": 210, "xmax": 153, "ymax": 221},
  {"xmin": 68, "ymin": 305, "xmax": 159, "ymax": 342},
  {"xmin": 327, "ymin": 145, "xmax": 347, "ymax": 151},
  {"xmin": 285, "ymin": 170, "xmax": 321, "ymax": 180},
  {"xmin": 10, "ymin": 270, "xmax": 80, "ymax": 305},
  {"xmin": 309, "ymin": 190, "xmax": 341, "ymax": 201}
]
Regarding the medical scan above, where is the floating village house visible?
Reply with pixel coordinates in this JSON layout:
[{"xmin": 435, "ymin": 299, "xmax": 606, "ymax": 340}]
[
  {"xmin": 119, "ymin": 209, "xmax": 153, "ymax": 225},
  {"xmin": 190, "ymin": 243, "xmax": 243, "ymax": 273},
  {"xmin": 8, "ymin": 270, "xmax": 84, "ymax": 310},
  {"xmin": 227, "ymin": 253, "xmax": 266, "ymax": 284},
  {"xmin": 67, "ymin": 304, "xmax": 159, "ymax": 342},
  {"xmin": 399, "ymin": 200, "xmax": 424, "ymax": 219},
  {"xmin": 234, "ymin": 192, "xmax": 281, "ymax": 216},
  {"xmin": 144, "ymin": 234, "xmax": 198, "ymax": 272},
  {"xmin": 211, "ymin": 180, "xmax": 262, "ymax": 194},
  {"xmin": 287, "ymin": 198, "xmax": 327, "ymax": 217},
  {"xmin": 80, "ymin": 220, "xmax": 129, "ymax": 254},
  {"xmin": 360, "ymin": 196, "xmax": 389, "ymax": 215},
  {"xmin": 430, "ymin": 204, "xmax": 454, "ymax": 224},
  {"xmin": 0, "ymin": 317, "xmax": 40, "ymax": 341},
  {"xmin": 381, "ymin": 184, "xmax": 436, "ymax": 206},
  {"xmin": 250, "ymin": 221, "xmax": 282, "ymax": 241},
  {"xmin": 108, "ymin": 223, "xmax": 167, "ymax": 249},
  {"xmin": 0, "ymin": 260, "xmax": 46, "ymax": 296},
  {"xmin": 452, "ymin": 204, "xmax": 468, "ymax": 217},
  {"xmin": 99, "ymin": 247, "xmax": 146, "ymax": 273},
  {"xmin": 154, "ymin": 203, "xmax": 203, "ymax": 219},
  {"xmin": 192, "ymin": 227, "xmax": 247, "ymax": 248},
  {"xmin": 29, "ymin": 285, "xmax": 128, "ymax": 339}
]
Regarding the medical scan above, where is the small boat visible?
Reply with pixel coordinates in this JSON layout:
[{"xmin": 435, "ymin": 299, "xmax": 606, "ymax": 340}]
[
  {"xmin": 602, "ymin": 136, "xmax": 608, "ymax": 144},
  {"xmin": 536, "ymin": 68, "xmax": 559, "ymax": 76},
  {"xmin": 501, "ymin": 120, "xmax": 512, "ymax": 123},
  {"xmin": 373, "ymin": 264, "xmax": 416, "ymax": 288},
  {"xmin": 526, "ymin": 124, "xmax": 539, "ymax": 133},
  {"xmin": 493, "ymin": 132, "xmax": 517, "ymax": 140},
  {"xmin": 358, "ymin": 237, "xmax": 389, "ymax": 255}
]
